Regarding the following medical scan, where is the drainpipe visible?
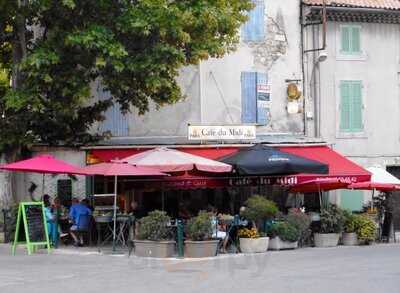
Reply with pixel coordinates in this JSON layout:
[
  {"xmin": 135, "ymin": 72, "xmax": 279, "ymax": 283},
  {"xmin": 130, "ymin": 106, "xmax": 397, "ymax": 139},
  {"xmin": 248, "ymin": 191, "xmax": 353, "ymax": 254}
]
[
  {"xmin": 300, "ymin": 0, "xmax": 307, "ymax": 137},
  {"xmin": 302, "ymin": 0, "xmax": 327, "ymax": 138}
]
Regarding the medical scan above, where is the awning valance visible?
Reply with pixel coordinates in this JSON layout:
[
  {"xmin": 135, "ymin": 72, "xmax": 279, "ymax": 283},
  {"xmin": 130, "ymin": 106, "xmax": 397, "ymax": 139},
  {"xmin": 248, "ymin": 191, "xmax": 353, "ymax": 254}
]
[{"xmin": 88, "ymin": 145, "xmax": 370, "ymax": 191}]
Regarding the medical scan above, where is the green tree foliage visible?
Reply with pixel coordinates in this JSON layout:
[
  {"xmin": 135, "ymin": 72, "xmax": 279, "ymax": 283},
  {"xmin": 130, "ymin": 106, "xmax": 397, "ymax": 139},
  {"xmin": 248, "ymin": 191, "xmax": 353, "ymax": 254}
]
[{"xmin": 0, "ymin": 0, "xmax": 253, "ymax": 153}]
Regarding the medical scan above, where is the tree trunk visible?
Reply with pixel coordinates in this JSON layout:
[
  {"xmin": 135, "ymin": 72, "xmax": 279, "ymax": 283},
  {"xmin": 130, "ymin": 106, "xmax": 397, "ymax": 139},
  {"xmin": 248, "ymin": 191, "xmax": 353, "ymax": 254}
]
[
  {"xmin": 0, "ymin": 151, "xmax": 18, "ymax": 210},
  {"xmin": 0, "ymin": 4, "xmax": 27, "ymax": 210}
]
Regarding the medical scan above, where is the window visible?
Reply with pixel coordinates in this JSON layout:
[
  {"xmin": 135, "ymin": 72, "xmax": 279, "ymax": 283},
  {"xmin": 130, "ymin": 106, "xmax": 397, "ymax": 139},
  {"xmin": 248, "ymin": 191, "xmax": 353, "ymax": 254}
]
[
  {"xmin": 241, "ymin": 71, "xmax": 270, "ymax": 125},
  {"xmin": 340, "ymin": 25, "xmax": 361, "ymax": 55},
  {"xmin": 57, "ymin": 179, "xmax": 72, "ymax": 207},
  {"xmin": 241, "ymin": 0, "xmax": 265, "ymax": 42},
  {"xmin": 340, "ymin": 190, "xmax": 364, "ymax": 211},
  {"xmin": 339, "ymin": 80, "xmax": 364, "ymax": 133}
]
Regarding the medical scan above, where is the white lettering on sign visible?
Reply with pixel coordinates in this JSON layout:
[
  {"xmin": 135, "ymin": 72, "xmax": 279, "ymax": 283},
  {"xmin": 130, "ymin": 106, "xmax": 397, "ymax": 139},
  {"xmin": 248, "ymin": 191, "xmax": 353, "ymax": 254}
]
[{"xmin": 188, "ymin": 125, "xmax": 256, "ymax": 140}]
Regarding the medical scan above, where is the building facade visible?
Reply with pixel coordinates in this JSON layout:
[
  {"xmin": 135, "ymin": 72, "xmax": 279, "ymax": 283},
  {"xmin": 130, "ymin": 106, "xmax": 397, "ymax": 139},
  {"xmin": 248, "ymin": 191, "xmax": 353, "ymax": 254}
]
[
  {"xmin": 94, "ymin": 0, "xmax": 305, "ymax": 140},
  {"xmin": 1, "ymin": 0, "xmax": 311, "ymax": 205},
  {"xmin": 302, "ymin": 0, "xmax": 400, "ymax": 210}
]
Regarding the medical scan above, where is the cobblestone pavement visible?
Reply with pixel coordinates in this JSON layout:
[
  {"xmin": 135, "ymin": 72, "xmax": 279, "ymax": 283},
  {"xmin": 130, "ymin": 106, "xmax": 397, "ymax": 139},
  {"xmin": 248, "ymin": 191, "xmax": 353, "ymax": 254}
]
[{"xmin": 0, "ymin": 243, "xmax": 399, "ymax": 293}]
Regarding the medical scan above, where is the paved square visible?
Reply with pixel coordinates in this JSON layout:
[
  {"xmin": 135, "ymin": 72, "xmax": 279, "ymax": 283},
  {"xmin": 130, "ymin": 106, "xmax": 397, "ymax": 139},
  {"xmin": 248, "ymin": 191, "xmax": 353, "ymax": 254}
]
[{"xmin": 0, "ymin": 243, "xmax": 399, "ymax": 293}]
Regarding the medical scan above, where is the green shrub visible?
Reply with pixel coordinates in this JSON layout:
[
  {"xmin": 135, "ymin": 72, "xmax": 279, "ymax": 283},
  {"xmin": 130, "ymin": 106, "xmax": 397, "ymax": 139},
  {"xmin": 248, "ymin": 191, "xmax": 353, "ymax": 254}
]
[
  {"xmin": 319, "ymin": 204, "xmax": 345, "ymax": 234},
  {"xmin": 286, "ymin": 209, "xmax": 311, "ymax": 244},
  {"xmin": 354, "ymin": 214, "xmax": 376, "ymax": 244},
  {"xmin": 242, "ymin": 195, "xmax": 278, "ymax": 223},
  {"xmin": 186, "ymin": 211, "xmax": 213, "ymax": 241},
  {"xmin": 137, "ymin": 210, "xmax": 173, "ymax": 241},
  {"xmin": 343, "ymin": 210, "xmax": 358, "ymax": 233},
  {"xmin": 267, "ymin": 221, "xmax": 300, "ymax": 242}
]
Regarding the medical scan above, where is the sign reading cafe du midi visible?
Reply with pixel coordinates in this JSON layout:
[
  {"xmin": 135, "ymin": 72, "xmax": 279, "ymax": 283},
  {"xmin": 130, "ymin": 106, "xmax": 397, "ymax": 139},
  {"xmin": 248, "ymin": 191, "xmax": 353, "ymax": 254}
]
[{"xmin": 188, "ymin": 125, "xmax": 256, "ymax": 140}]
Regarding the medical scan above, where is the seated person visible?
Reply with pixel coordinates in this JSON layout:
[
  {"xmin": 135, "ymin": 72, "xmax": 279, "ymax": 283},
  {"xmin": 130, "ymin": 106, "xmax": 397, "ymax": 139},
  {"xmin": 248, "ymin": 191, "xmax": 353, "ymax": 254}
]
[
  {"xmin": 69, "ymin": 199, "xmax": 92, "ymax": 247},
  {"xmin": 222, "ymin": 206, "xmax": 254, "ymax": 252},
  {"xmin": 208, "ymin": 206, "xmax": 227, "ymax": 239},
  {"xmin": 43, "ymin": 194, "xmax": 57, "ymax": 246}
]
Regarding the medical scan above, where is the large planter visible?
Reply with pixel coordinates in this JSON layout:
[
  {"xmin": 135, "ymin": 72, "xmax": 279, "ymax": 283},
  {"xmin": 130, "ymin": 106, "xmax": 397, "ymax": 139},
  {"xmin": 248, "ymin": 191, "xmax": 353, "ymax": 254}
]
[
  {"xmin": 342, "ymin": 232, "xmax": 358, "ymax": 246},
  {"xmin": 314, "ymin": 233, "xmax": 340, "ymax": 247},
  {"xmin": 239, "ymin": 237, "xmax": 269, "ymax": 253},
  {"xmin": 184, "ymin": 240, "xmax": 219, "ymax": 258},
  {"xmin": 268, "ymin": 237, "xmax": 298, "ymax": 250},
  {"xmin": 133, "ymin": 240, "xmax": 176, "ymax": 258}
]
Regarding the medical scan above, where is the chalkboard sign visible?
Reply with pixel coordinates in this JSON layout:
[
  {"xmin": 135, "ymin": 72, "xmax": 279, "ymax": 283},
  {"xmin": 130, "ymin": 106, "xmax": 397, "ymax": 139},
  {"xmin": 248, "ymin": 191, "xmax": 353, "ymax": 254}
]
[
  {"xmin": 12, "ymin": 202, "xmax": 51, "ymax": 255},
  {"xmin": 25, "ymin": 205, "xmax": 46, "ymax": 242}
]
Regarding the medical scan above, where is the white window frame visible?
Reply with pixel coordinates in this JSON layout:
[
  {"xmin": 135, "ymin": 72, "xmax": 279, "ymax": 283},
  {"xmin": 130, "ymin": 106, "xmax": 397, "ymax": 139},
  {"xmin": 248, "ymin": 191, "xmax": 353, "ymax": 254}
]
[
  {"xmin": 335, "ymin": 78, "xmax": 367, "ymax": 139},
  {"xmin": 336, "ymin": 23, "xmax": 367, "ymax": 61}
]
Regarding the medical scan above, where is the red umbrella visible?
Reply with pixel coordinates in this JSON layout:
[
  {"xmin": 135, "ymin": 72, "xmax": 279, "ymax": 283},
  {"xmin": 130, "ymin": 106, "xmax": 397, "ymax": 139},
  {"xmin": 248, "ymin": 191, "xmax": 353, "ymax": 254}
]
[
  {"xmin": 77, "ymin": 162, "xmax": 167, "ymax": 251},
  {"xmin": 0, "ymin": 154, "xmax": 82, "ymax": 197},
  {"xmin": 116, "ymin": 147, "xmax": 232, "ymax": 173},
  {"xmin": 348, "ymin": 182, "xmax": 400, "ymax": 192},
  {"xmin": 290, "ymin": 178, "xmax": 350, "ymax": 193},
  {"xmin": 0, "ymin": 154, "xmax": 80, "ymax": 174},
  {"xmin": 347, "ymin": 167, "xmax": 400, "ymax": 192}
]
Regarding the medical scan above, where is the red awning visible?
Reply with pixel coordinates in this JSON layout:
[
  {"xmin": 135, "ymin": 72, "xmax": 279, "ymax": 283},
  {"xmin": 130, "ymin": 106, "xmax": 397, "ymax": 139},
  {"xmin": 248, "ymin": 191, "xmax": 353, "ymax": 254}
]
[
  {"xmin": 280, "ymin": 146, "xmax": 371, "ymax": 192},
  {"xmin": 88, "ymin": 145, "xmax": 370, "ymax": 191}
]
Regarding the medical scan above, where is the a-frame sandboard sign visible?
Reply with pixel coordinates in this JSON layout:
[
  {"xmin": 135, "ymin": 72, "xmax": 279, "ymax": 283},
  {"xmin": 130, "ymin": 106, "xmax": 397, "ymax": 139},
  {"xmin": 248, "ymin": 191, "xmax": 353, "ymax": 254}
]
[{"xmin": 12, "ymin": 202, "xmax": 51, "ymax": 255}]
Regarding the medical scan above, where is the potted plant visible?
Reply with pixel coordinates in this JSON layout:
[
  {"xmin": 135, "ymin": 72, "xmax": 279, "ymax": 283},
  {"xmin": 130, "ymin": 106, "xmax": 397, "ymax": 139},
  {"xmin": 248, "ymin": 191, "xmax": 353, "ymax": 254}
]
[
  {"xmin": 268, "ymin": 221, "xmax": 300, "ymax": 250},
  {"xmin": 239, "ymin": 195, "xmax": 278, "ymax": 253},
  {"xmin": 237, "ymin": 227, "xmax": 269, "ymax": 253},
  {"xmin": 286, "ymin": 208, "xmax": 312, "ymax": 247},
  {"xmin": 342, "ymin": 211, "xmax": 359, "ymax": 246},
  {"xmin": 314, "ymin": 204, "xmax": 344, "ymax": 247},
  {"xmin": 184, "ymin": 211, "xmax": 219, "ymax": 258},
  {"xmin": 134, "ymin": 210, "xmax": 175, "ymax": 258},
  {"xmin": 355, "ymin": 214, "xmax": 377, "ymax": 245}
]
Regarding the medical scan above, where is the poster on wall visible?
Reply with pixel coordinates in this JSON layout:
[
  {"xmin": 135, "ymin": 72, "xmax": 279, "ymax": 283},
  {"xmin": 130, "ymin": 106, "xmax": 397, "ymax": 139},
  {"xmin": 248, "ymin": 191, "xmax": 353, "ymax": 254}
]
[{"xmin": 256, "ymin": 73, "xmax": 271, "ymax": 106}]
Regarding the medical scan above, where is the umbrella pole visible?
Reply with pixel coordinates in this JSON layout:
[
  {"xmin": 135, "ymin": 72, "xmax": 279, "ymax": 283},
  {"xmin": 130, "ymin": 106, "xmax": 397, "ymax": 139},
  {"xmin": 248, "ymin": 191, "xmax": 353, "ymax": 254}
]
[
  {"xmin": 112, "ymin": 175, "xmax": 117, "ymax": 252},
  {"xmin": 371, "ymin": 189, "xmax": 375, "ymax": 210},
  {"xmin": 42, "ymin": 174, "xmax": 45, "ymax": 196},
  {"xmin": 161, "ymin": 184, "xmax": 165, "ymax": 211}
]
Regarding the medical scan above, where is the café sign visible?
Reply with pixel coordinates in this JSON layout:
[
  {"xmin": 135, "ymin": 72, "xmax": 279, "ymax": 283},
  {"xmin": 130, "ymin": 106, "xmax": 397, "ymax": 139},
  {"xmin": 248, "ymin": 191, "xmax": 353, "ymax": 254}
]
[{"xmin": 188, "ymin": 125, "xmax": 256, "ymax": 140}]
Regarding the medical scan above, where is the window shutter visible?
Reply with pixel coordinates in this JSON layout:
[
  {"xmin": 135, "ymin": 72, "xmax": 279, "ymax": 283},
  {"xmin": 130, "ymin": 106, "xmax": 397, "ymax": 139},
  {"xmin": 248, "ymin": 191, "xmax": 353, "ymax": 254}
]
[
  {"xmin": 98, "ymin": 87, "xmax": 129, "ymax": 136},
  {"xmin": 241, "ymin": 72, "xmax": 257, "ymax": 123},
  {"xmin": 241, "ymin": 0, "xmax": 265, "ymax": 42},
  {"xmin": 339, "ymin": 81, "xmax": 351, "ymax": 131},
  {"xmin": 351, "ymin": 81, "xmax": 363, "ymax": 131},
  {"xmin": 351, "ymin": 26, "xmax": 361, "ymax": 53},
  {"xmin": 341, "ymin": 26, "xmax": 350, "ymax": 53},
  {"xmin": 256, "ymin": 72, "xmax": 268, "ymax": 125}
]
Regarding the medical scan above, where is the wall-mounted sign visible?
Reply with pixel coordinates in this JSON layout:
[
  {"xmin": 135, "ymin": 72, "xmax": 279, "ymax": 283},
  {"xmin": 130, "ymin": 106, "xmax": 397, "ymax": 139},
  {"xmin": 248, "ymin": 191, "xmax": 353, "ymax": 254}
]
[{"xmin": 188, "ymin": 125, "xmax": 256, "ymax": 140}]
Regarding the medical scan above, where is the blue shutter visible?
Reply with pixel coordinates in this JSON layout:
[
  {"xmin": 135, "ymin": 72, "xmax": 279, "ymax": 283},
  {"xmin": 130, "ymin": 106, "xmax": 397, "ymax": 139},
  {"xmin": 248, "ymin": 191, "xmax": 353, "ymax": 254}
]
[
  {"xmin": 98, "ymin": 87, "xmax": 129, "ymax": 137},
  {"xmin": 256, "ymin": 72, "xmax": 268, "ymax": 125},
  {"xmin": 241, "ymin": 0, "xmax": 265, "ymax": 42},
  {"xmin": 241, "ymin": 72, "xmax": 257, "ymax": 123}
]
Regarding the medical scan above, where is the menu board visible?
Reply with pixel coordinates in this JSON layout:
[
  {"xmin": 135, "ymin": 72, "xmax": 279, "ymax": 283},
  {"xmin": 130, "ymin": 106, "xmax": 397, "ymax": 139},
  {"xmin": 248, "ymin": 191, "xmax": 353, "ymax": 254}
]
[
  {"xmin": 12, "ymin": 202, "xmax": 50, "ymax": 255},
  {"xmin": 25, "ymin": 205, "xmax": 46, "ymax": 242}
]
